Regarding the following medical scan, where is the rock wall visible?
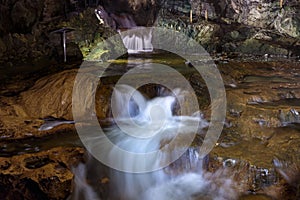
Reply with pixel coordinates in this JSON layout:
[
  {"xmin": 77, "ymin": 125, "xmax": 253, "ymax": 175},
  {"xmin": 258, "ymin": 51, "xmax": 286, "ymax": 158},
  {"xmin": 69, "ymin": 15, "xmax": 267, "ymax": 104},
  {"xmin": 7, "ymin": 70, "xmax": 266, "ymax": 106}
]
[
  {"xmin": 160, "ymin": 0, "xmax": 300, "ymax": 57},
  {"xmin": 0, "ymin": 147, "xmax": 84, "ymax": 200},
  {"xmin": 0, "ymin": 0, "xmax": 164, "ymax": 67},
  {"xmin": 100, "ymin": 0, "xmax": 161, "ymax": 26},
  {"xmin": 189, "ymin": 0, "xmax": 300, "ymax": 37},
  {"xmin": 0, "ymin": 0, "xmax": 103, "ymax": 67},
  {"xmin": 0, "ymin": 0, "xmax": 299, "ymax": 69}
]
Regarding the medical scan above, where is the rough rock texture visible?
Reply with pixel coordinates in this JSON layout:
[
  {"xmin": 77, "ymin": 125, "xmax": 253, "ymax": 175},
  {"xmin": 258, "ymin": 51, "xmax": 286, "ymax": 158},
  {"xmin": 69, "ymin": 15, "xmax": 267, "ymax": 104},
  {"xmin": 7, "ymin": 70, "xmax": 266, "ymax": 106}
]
[
  {"xmin": 0, "ymin": 67, "xmax": 115, "ymax": 139},
  {"xmin": 159, "ymin": 0, "xmax": 300, "ymax": 57},
  {"xmin": 1, "ymin": 0, "xmax": 299, "ymax": 70},
  {"xmin": 19, "ymin": 68, "xmax": 113, "ymax": 121},
  {"xmin": 20, "ymin": 69, "xmax": 77, "ymax": 120},
  {"xmin": 0, "ymin": 58, "xmax": 300, "ymax": 198},
  {"xmin": 0, "ymin": 147, "xmax": 84, "ymax": 200},
  {"xmin": 0, "ymin": 1, "xmax": 300, "ymax": 199},
  {"xmin": 204, "ymin": 60, "xmax": 300, "ymax": 199},
  {"xmin": 188, "ymin": 0, "xmax": 300, "ymax": 34},
  {"xmin": 100, "ymin": 0, "xmax": 161, "ymax": 26},
  {"xmin": 0, "ymin": 0, "xmax": 96, "ymax": 67}
]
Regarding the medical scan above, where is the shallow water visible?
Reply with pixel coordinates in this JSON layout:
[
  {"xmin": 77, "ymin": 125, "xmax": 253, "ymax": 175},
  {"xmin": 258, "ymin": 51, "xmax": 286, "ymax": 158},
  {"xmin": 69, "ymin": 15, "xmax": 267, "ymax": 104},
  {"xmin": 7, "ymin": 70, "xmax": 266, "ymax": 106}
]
[
  {"xmin": 0, "ymin": 131, "xmax": 82, "ymax": 157},
  {"xmin": 1, "ymin": 52, "xmax": 300, "ymax": 199},
  {"xmin": 73, "ymin": 55, "xmax": 300, "ymax": 199}
]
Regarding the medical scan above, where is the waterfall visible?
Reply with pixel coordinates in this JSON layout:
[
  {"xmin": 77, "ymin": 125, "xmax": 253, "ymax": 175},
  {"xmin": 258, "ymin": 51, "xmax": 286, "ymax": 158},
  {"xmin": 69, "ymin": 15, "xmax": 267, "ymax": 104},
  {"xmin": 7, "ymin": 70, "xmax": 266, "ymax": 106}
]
[
  {"xmin": 69, "ymin": 163, "xmax": 100, "ymax": 200},
  {"xmin": 106, "ymin": 85, "xmax": 206, "ymax": 199},
  {"xmin": 94, "ymin": 7, "xmax": 153, "ymax": 54},
  {"xmin": 70, "ymin": 85, "xmax": 238, "ymax": 200},
  {"xmin": 118, "ymin": 27, "xmax": 153, "ymax": 54}
]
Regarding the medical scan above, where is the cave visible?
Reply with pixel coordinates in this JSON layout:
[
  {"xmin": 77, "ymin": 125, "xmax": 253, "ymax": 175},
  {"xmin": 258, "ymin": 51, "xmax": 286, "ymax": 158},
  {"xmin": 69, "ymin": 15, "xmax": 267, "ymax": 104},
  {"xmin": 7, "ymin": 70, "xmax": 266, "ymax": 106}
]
[{"xmin": 0, "ymin": 0, "xmax": 300, "ymax": 199}]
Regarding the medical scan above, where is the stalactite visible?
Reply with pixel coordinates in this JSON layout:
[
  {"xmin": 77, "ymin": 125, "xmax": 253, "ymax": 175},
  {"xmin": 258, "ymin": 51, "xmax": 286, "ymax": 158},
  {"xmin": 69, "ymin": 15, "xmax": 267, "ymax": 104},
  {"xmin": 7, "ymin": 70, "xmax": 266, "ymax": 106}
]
[{"xmin": 280, "ymin": 0, "xmax": 283, "ymax": 8}]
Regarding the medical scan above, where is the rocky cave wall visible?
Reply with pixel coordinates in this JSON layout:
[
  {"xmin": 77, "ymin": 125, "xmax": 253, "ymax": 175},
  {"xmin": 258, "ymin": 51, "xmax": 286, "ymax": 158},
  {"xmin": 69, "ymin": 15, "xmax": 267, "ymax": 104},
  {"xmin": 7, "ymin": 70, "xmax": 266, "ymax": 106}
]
[
  {"xmin": 0, "ymin": 0, "xmax": 104, "ymax": 67},
  {"xmin": 160, "ymin": 0, "xmax": 300, "ymax": 56},
  {"xmin": 0, "ymin": 1, "xmax": 299, "ymax": 199},
  {"xmin": 0, "ymin": 0, "xmax": 299, "ymax": 68}
]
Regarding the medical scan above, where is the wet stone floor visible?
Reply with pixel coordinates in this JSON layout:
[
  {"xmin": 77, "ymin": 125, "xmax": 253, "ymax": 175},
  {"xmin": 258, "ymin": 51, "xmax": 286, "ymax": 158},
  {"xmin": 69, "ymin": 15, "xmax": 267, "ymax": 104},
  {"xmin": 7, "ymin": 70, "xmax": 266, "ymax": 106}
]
[{"xmin": 0, "ymin": 53, "xmax": 299, "ymax": 199}]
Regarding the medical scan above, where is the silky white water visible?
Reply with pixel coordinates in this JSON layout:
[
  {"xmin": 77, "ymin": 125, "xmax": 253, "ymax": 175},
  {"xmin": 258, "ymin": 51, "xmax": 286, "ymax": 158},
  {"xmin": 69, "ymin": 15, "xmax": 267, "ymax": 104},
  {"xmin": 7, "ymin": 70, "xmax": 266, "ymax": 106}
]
[
  {"xmin": 118, "ymin": 27, "xmax": 153, "ymax": 54},
  {"xmin": 71, "ymin": 85, "xmax": 238, "ymax": 200}
]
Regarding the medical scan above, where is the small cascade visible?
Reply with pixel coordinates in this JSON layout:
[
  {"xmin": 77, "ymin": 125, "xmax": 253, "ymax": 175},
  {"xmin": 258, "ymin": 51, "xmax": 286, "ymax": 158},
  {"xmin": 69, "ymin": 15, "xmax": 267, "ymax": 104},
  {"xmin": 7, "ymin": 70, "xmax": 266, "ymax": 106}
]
[
  {"xmin": 118, "ymin": 27, "xmax": 154, "ymax": 54},
  {"xmin": 110, "ymin": 84, "xmax": 147, "ymax": 119},
  {"xmin": 69, "ymin": 163, "xmax": 100, "ymax": 200},
  {"xmin": 95, "ymin": 6, "xmax": 153, "ymax": 54},
  {"xmin": 71, "ymin": 85, "xmax": 237, "ymax": 199},
  {"xmin": 95, "ymin": 7, "xmax": 153, "ymax": 54},
  {"xmin": 72, "ymin": 85, "xmax": 207, "ymax": 199}
]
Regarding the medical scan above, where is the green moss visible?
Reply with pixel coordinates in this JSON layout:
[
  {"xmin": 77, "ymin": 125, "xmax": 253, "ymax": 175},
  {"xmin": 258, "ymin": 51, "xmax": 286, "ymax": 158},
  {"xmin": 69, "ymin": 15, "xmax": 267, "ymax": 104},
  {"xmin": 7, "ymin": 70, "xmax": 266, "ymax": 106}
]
[{"xmin": 84, "ymin": 46, "xmax": 109, "ymax": 61}]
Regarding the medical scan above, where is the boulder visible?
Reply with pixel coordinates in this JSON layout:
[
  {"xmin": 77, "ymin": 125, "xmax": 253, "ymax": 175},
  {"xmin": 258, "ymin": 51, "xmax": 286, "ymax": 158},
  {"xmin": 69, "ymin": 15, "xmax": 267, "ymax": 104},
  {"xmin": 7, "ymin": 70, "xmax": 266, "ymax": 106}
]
[{"xmin": 21, "ymin": 69, "xmax": 77, "ymax": 120}]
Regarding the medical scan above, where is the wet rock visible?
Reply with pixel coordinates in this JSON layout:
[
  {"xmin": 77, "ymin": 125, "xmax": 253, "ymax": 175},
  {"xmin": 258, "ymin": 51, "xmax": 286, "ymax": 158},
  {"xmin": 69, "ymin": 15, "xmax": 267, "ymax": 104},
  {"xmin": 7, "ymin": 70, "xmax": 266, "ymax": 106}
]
[
  {"xmin": 21, "ymin": 69, "xmax": 77, "ymax": 120},
  {"xmin": 222, "ymin": 61, "xmax": 300, "ymax": 134},
  {"xmin": 1, "ymin": 65, "xmax": 117, "ymax": 138},
  {"xmin": 39, "ymin": 175, "xmax": 71, "ymax": 200},
  {"xmin": 96, "ymin": 83, "xmax": 114, "ymax": 120},
  {"xmin": 1, "ymin": 47, "xmax": 300, "ymax": 199},
  {"xmin": 24, "ymin": 156, "xmax": 52, "ymax": 169},
  {"xmin": 205, "ymin": 60, "xmax": 300, "ymax": 198},
  {"xmin": 272, "ymin": 158, "xmax": 300, "ymax": 199},
  {"xmin": 0, "ymin": 90, "xmax": 78, "ymax": 139},
  {"xmin": 0, "ymin": 160, "xmax": 11, "ymax": 170},
  {"xmin": 278, "ymin": 108, "xmax": 300, "ymax": 126},
  {"xmin": 208, "ymin": 147, "xmax": 281, "ymax": 193},
  {"xmin": 188, "ymin": 73, "xmax": 210, "ymax": 109},
  {"xmin": 0, "ymin": 174, "xmax": 48, "ymax": 200},
  {"xmin": 0, "ymin": 147, "xmax": 84, "ymax": 200}
]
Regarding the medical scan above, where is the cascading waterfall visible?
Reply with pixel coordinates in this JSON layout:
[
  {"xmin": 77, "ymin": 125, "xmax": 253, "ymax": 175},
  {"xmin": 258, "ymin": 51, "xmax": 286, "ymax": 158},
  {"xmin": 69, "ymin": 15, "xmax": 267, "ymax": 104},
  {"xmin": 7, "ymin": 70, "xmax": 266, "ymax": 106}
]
[
  {"xmin": 107, "ymin": 85, "xmax": 207, "ymax": 199},
  {"xmin": 95, "ymin": 7, "xmax": 153, "ymax": 54},
  {"xmin": 69, "ymin": 163, "xmax": 100, "ymax": 200},
  {"xmin": 118, "ymin": 27, "xmax": 154, "ymax": 54},
  {"xmin": 70, "ymin": 85, "xmax": 238, "ymax": 200}
]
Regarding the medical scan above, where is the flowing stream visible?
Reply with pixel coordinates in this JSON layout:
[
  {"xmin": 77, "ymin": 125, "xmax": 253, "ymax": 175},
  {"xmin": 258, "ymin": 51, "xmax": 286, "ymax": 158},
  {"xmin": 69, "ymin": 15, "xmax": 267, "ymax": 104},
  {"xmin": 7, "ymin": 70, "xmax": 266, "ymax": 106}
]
[
  {"xmin": 1, "ymin": 18, "xmax": 299, "ymax": 197},
  {"xmin": 70, "ymin": 83, "xmax": 239, "ymax": 200},
  {"xmin": 1, "ymin": 53, "xmax": 299, "ymax": 199}
]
